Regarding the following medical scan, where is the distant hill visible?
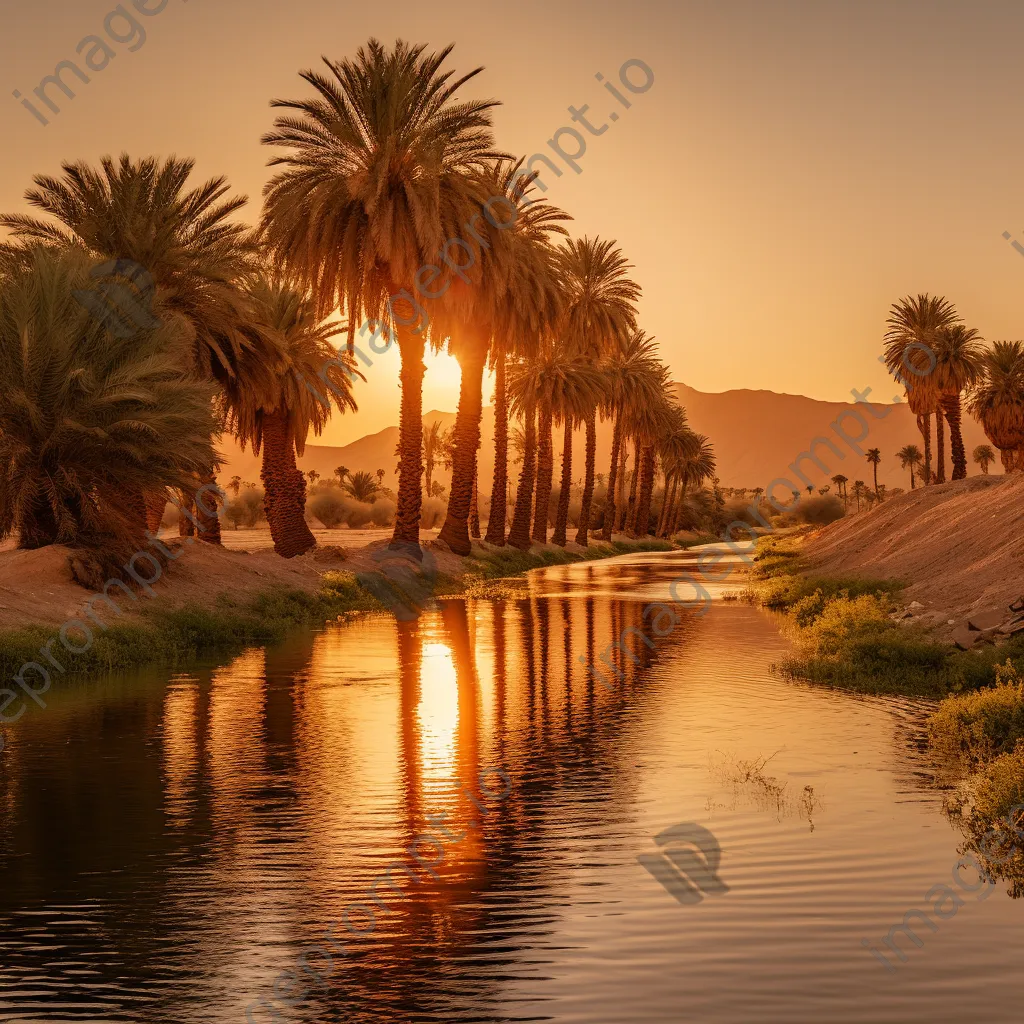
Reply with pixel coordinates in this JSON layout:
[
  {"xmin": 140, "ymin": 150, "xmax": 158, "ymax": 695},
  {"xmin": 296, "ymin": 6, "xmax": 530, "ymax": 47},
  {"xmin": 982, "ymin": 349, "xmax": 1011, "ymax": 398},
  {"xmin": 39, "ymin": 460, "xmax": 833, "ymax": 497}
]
[{"xmin": 218, "ymin": 385, "xmax": 993, "ymax": 495}]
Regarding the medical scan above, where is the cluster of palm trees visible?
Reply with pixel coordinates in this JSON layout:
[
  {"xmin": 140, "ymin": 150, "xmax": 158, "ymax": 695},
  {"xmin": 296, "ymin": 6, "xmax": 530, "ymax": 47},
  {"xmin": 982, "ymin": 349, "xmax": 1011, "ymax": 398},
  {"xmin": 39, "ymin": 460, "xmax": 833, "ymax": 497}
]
[
  {"xmin": 884, "ymin": 294, "xmax": 1024, "ymax": 482},
  {"xmin": 0, "ymin": 38, "xmax": 710, "ymax": 565}
]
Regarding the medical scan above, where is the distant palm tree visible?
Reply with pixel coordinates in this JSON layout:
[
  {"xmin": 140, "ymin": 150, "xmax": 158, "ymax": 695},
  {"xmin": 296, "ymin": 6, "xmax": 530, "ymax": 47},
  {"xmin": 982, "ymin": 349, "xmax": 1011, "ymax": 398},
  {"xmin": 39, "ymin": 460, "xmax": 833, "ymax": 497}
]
[
  {"xmin": 933, "ymin": 324, "xmax": 984, "ymax": 480},
  {"xmin": 229, "ymin": 475, "xmax": 242, "ymax": 497},
  {"xmin": 865, "ymin": 448, "xmax": 882, "ymax": 498},
  {"xmin": 831, "ymin": 474, "xmax": 848, "ymax": 506},
  {"xmin": 896, "ymin": 444, "xmax": 923, "ymax": 489},
  {"xmin": 376, "ymin": 469, "xmax": 385, "ymax": 489},
  {"xmin": 883, "ymin": 294, "xmax": 960, "ymax": 485},
  {"xmin": 307, "ymin": 470, "xmax": 320, "ymax": 486},
  {"xmin": 334, "ymin": 465, "xmax": 349, "ymax": 487},
  {"xmin": 422, "ymin": 421, "xmax": 444, "ymax": 500},
  {"xmin": 805, "ymin": 484, "xmax": 813, "ymax": 495},
  {"xmin": 967, "ymin": 341, "xmax": 1024, "ymax": 472},
  {"xmin": 262, "ymin": 38, "xmax": 501, "ymax": 550},
  {"xmin": 973, "ymin": 444, "xmax": 995, "ymax": 475},
  {"xmin": 344, "ymin": 470, "xmax": 379, "ymax": 503},
  {"xmin": 853, "ymin": 479, "xmax": 866, "ymax": 511}
]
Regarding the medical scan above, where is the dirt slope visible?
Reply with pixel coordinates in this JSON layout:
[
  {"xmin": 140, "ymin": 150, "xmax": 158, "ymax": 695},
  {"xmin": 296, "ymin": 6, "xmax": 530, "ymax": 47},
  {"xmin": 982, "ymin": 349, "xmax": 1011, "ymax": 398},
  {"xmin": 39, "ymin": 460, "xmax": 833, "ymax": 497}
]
[{"xmin": 804, "ymin": 474, "xmax": 1024, "ymax": 628}]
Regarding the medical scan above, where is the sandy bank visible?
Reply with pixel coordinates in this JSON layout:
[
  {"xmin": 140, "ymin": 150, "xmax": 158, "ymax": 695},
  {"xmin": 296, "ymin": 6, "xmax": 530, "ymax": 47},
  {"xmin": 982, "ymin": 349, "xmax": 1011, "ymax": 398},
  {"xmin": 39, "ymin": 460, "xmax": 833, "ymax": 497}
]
[{"xmin": 803, "ymin": 473, "xmax": 1024, "ymax": 630}]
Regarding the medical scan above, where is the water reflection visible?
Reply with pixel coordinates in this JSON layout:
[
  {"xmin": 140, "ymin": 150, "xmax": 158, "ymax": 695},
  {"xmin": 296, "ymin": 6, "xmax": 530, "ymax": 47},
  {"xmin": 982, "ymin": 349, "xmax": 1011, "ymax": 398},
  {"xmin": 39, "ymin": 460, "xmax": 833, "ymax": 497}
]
[{"xmin": 1, "ymin": 549, "xmax": 1023, "ymax": 1022}]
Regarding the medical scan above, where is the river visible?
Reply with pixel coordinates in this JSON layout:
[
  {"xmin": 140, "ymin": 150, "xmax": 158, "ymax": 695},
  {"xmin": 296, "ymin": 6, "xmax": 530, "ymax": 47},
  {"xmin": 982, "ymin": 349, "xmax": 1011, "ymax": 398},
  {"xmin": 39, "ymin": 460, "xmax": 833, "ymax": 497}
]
[{"xmin": 1, "ymin": 546, "xmax": 1022, "ymax": 1022}]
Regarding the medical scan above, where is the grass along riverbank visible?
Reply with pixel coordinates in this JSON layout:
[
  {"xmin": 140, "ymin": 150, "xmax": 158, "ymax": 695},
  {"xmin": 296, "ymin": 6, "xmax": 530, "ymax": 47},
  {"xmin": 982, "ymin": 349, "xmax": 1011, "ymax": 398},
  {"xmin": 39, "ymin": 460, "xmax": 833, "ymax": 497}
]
[
  {"xmin": 0, "ymin": 538, "xmax": 673, "ymax": 685},
  {"xmin": 746, "ymin": 535, "xmax": 1024, "ymax": 698}
]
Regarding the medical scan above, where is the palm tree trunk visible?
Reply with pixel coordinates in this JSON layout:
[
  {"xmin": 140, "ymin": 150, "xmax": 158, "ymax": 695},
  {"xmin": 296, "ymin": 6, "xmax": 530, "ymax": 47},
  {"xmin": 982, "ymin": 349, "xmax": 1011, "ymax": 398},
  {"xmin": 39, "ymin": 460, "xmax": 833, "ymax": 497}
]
[
  {"xmin": 633, "ymin": 445, "xmax": 656, "ymax": 537},
  {"xmin": 872, "ymin": 464, "xmax": 879, "ymax": 498},
  {"xmin": 574, "ymin": 410, "xmax": 598, "ymax": 546},
  {"xmin": 470, "ymin": 466, "xmax": 481, "ymax": 540},
  {"xmin": 918, "ymin": 413, "xmax": 933, "ymax": 484},
  {"xmin": 934, "ymin": 411, "xmax": 946, "ymax": 484},
  {"xmin": 600, "ymin": 411, "xmax": 623, "ymax": 541},
  {"xmin": 615, "ymin": 439, "xmax": 631, "ymax": 531},
  {"xmin": 657, "ymin": 474, "xmax": 677, "ymax": 537},
  {"xmin": 260, "ymin": 411, "xmax": 314, "ymax": 557},
  {"xmin": 393, "ymin": 323, "xmax": 426, "ymax": 548},
  {"xmin": 508, "ymin": 399, "xmax": 537, "ymax": 550},
  {"xmin": 910, "ymin": 465, "xmax": 916, "ymax": 489},
  {"xmin": 624, "ymin": 434, "xmax": 643, "ymax": 533},
  {"xmin": 552, "ymin": 417, "xmax": 573, "ymax": 546},
  {"xmin": 195, "ymin": 473, "xmax": 222, "ymax": 545},
  {"xmin": 672, "ymin": 478, "xmax": 691, "ymax": 534},
  {"xmin": 532, "ymin": 395, "xmax": 554, "ymax": 544},
  {"xmin": 484, "ymin": 350, "xmax": 508, "ymax": 546},
  {"xmin": 438, "ymin": 340, "xmax": 487, "ymax": 556},
  {"xmin": 940, "ymin": 392, "xmax": 968, "ymax": 480}
]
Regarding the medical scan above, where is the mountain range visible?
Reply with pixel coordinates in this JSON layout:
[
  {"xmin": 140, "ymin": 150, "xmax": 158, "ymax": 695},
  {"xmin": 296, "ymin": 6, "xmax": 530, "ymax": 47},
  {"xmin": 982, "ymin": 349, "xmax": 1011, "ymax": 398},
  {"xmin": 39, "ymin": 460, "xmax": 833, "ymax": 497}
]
[{"xmin": 218, "ymin": 384, "xmax": 992, "ymax": 495}]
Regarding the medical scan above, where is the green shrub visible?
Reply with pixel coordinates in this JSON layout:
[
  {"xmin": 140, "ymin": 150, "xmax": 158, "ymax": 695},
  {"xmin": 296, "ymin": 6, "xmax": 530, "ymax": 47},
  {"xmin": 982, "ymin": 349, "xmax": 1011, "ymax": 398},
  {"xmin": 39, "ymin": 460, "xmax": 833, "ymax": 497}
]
[{"xmin": 930, "ymin": 661, "xmax": 1024, "ymax": 765}]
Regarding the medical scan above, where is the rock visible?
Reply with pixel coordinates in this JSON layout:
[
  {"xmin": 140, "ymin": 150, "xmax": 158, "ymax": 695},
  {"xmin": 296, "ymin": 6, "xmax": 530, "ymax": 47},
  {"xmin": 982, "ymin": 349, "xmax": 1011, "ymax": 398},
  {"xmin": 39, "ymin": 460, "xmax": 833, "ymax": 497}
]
[
  {"xmin": 951, "ymin": 626, "xmax": 978, "ymax": 651},
  {"xmin": 1000, "ymin": 619, "xmax": 1024, "ymax": 636},
  {"xmin": 1010, "ymin": 596, "xmax": 1024, "ymax": 613},
  {"xmin": 968, "ymin": 609, "xmax": 1009, "ymax": 632},
  {"xmin": 909, "ymin": 601, "xmax": 925, "ymax": 610}
]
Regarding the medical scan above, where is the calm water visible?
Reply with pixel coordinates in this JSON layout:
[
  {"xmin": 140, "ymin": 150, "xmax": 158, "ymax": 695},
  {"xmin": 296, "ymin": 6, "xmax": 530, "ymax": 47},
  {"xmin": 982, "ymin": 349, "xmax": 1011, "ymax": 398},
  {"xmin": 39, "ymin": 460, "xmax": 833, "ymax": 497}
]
[{"xmin": 1, "ymin": 547, "xmax": 1022, "ymax": 1023}]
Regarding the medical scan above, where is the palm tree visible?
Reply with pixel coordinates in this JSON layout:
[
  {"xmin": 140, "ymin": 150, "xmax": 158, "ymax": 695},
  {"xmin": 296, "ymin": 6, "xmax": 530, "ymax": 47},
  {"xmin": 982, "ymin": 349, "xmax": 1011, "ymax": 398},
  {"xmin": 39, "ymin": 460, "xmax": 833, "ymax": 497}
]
[
  {"xmin": 896, "ymin": 444, "xmax": 923, "ymax": 488},
  {"xmin": 229, "ymin": 475, "xmax": 242, "ymax": 497},
  {"xmin": 223, "ymin": 278, "xmax": 360, "ymax": 557},
  {"xmin": 376, "ymin": 468, "xmax": 386, "ymax": 489},
  {"xmin": 261, "ymin": 39, "xmax": 501, "ymax": 552},
  {"xmin": 0, "ymin": 246, "xmax": 218, "ymax": 556},
  {"xmin": 883, "ymin": 294, "xmax": 960, "ymax": 485},
  {"xmin": 334, "ymin": 465, "xmax": 349, "ymax": 487},
  {"xmin": 663, "ymin": 429, "xmax": 715, "ymax": 537},
  {"xmin": 438, "ymin": 160, "xmax": 567, "ymax": 555},
  {"xmin": 933, "ymin": 324, "xmax": 984, "ymax": 480},
  {"xmin": 557, "ymin": 237, "xmax": 641, "ymax": 546},
  {"xmin": 423, "ymin": 421, "xmax": 444, "ymax": 499},
  {"xmin": 344, "ymin": 470, "xmax": 379, "ymax": 502},
  {"xmin": 831, "ymin": 474, "xmax": 848, "ymax": 506},
  {"xmin": 865, "ymin": 448, "xmax": 882, "ymax": 498},
  {"xmin": 852, "ymin": 480, "xmax": 866, "ymax": 511},
  {"xmin": 973, "ymin": 444, "xmax": 996, "ymax": 475},
  {"xmin": 307, "ymin": 470, "xmax": 320, "ymax": 487},
  {"xmin": 967, "ymin": 341, "xmax": 1024, "ymax": 472},
  {"xmin": 600, "ymin": 331, "xmax": 663, "ymax": 540},
  {"xmin": 0, "ymin": 154, "xmax": 271, "ymax": 544}
]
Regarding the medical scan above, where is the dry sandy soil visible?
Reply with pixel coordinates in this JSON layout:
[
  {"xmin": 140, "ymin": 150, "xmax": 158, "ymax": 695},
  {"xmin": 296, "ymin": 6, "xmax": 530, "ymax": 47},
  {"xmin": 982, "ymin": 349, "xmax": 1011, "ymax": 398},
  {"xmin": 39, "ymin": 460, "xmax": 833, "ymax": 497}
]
[
  {"xmin": 0, "ymin": 526, "xmax": 457, "ymax": 631},
  {"xmin": 804, "ymin": 473, "xmax": 1024, "ymax": 630}
]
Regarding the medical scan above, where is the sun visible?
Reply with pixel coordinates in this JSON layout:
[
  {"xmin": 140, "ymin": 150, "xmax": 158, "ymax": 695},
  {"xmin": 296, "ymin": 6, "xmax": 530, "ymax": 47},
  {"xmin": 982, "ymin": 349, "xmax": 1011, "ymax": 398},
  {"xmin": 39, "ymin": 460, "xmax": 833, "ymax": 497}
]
[{"xmin": 422, "ymin": 349, "xmax": 494, "ymax": 412}]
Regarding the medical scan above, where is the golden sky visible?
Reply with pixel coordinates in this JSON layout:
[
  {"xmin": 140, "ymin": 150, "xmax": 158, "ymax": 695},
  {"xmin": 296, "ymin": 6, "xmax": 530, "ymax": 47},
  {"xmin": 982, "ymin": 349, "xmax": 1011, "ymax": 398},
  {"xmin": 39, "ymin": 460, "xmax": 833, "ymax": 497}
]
[{"xmin": 4, "ymin": 0, "xmax": 1024, "ymax": 444}]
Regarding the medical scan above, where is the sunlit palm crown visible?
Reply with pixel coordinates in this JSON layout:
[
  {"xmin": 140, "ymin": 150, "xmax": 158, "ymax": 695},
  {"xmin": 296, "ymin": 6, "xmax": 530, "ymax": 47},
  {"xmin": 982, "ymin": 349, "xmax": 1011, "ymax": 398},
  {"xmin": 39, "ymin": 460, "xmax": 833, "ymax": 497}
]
[
  {"xmin": 0, "ymin": 155, "xmax": 263, "ymax": 384},
  {"xmin": 223, "ymin": 277, "xmax": 362, "ymax": 456},
  {"xmin": 883, "ymin": 293, "xmax": 960, "ymax": 401},
  {"xmin": 0, "ymin": 247, "xmax": 218, "ymax": 544},
  {"xmin": 967, "ymin": 340, "xmax": 1024, "ymax": 449},
  {"xmin": 557, "ymin": 236, "xmax": 641, "ymax": 359},
  {"xmin": 933, "ymin": 324, "xmax": 984, "ymax": 394},
  {"xmin": 506, "ymin": 349, "xmax": 605, "ymax": 423},
  {"xmin": 261, "ymin": 38, "xmax": 505, "ymax": 336}
]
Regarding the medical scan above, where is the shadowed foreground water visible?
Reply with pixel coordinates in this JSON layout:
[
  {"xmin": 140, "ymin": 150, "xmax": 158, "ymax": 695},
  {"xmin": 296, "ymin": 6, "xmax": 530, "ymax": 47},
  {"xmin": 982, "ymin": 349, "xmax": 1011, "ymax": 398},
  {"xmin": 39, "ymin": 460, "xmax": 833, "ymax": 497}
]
[{"xmin": 1, "ymin": 547, "xmax": 1022, "ymax": 1022}]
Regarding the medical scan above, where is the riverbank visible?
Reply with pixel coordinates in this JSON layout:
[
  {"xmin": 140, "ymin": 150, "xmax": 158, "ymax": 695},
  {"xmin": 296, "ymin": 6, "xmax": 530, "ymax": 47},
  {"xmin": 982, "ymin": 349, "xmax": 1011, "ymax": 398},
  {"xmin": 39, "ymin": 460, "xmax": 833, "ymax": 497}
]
[
  {"xmin": 0, "ymin": 535, "xmax": 672, "ymax": 685},
  {"xmin": 746, "ymin": 533, "xmax": 1024, "ymax": 698}
]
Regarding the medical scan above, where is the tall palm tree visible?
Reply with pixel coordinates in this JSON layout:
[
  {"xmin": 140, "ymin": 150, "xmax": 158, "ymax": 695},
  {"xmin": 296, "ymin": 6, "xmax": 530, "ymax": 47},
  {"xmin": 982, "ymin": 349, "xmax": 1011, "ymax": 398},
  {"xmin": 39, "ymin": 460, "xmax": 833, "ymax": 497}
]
[
  {"xmin": 865, "ymin": 448, "xmax": 881, "ymax": 498},
  {"xmin": 883, "ymin": 294, "xmax": 960, "ymax": 486},
  {"xmin": 557, "ymin": 237, "xmax": 641, "ymax": 546},
  {"xmin": 223, "ymin": 278, "xmax": 360, "ymax": 557},
  {"xmin": 896, "ymin": 444, "xmax": 923, "ymax": 488},
  {"xmin": 967, "ymin": 340, "xmax": 1024, "ymax": 472},
  {"xmin": 600, "ymin": 330, "xmax": 663, "ymax": 540},
  {"xmin": 505, "ymin": 370, "xmax": 538, "ymax": 550},
  {"xmin": 933, "ymin": 324, "xmax": 984, "ymax": 480},
  {"xmin": 0, "ymin": 154, "xmax": 271, "ymax": 544},
  {"xmin": 972, "ymin": 444, "xmax": 995, "ymax": 475},
  {"xmin": 661, "ymin": 429, "xmax": 715, "ymax": 537},
  {"xmin": 436, "ymin": 158, "xmax": 567, "ymax": 554},
  {"xmin": 229, "ymin": 475, "xmax": 242, "ymax": 497},
  {"xmin": 852, "ymin": 480, "xmax": 865, "ymax": 512},
  {"xmin": 261, "ymin": 39, "xmax": 502, "ymax": 552},
  {"xmin": 0, "ymin": 246, "xmax": 218, "ymax": 556},
  {"xmin": 376, "ymin": 468, "xmax": 386, "ymax": 489}
]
